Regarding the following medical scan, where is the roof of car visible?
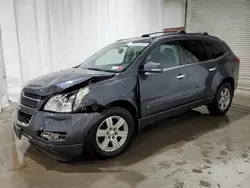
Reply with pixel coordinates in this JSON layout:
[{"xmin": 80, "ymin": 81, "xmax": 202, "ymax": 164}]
[{"xmin": 116, "ymin": 31, "xmax": 220, "ymax": 43}]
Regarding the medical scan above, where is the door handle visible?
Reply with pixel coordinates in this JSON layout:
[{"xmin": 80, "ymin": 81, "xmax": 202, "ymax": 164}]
[
  {"xmin": 209, "ymin": 67, "xmax": 217, "ymax": 72},
  {"xmin": 176, "ymin": 74, "xmax": 186, "ymax": 79}
]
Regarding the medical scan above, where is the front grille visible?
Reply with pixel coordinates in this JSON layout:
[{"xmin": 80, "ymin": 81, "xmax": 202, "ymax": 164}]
[
  {"xmin": 23, "ymin": 92, "xmax": 43, "ymax": 100},
  {"xmin": 20, "ymin": 92, "xmax": 40, "ymax": 109},
  {"xmin": 18, "ymin": 111, "xmax": 32, "ymax": 124}
]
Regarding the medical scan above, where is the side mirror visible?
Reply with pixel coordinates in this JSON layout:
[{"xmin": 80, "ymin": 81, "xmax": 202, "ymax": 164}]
[{"xmin": 140, "ymin": 61, "xmax": 163, "ymax": 74}]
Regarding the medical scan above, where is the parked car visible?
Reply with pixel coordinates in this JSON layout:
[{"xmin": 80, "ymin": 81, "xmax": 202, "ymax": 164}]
[{"xmin": 13, "ymin": 31, "xmax": 239, "ymax": 161}]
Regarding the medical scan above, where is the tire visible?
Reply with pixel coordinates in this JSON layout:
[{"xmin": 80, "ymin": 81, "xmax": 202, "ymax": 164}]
[
  {"xmin": 85, "ymin": 107, "xmax": 135, "ymax": 159},
  {"xmin": 207, "ymin": 82, "xmax": 233, "ymax": 116}
]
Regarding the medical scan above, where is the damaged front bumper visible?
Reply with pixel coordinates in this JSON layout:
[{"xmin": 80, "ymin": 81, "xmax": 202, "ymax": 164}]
[{"xmin": 13, "ymin": 104, "xmax": 100, "ymax": 159}]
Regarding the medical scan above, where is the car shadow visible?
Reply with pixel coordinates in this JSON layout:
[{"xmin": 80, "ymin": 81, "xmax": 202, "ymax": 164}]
[{"xmin": 22, "ymin": 105, "xmax": 250, "ymax": 173}]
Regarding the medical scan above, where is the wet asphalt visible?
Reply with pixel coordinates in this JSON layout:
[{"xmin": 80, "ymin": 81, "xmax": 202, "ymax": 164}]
[{"xmin": 0, "ymin": 95, "xmax": 250, "ymax": 188}]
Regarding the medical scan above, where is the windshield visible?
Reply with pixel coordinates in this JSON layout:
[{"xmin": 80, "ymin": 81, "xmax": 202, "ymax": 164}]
[{"xmin": 79, "ymin": 42, "xmax": 149, "ymax": 72}]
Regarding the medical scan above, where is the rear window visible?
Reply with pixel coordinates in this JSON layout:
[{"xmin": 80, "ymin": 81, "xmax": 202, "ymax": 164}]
[
  {"xmin": 179, "ymin": 40, "xmax": 209, "ymax": 64},
  {"xmin": 204, "ymin": 40, "xmax": 229, "ymax": 59}
]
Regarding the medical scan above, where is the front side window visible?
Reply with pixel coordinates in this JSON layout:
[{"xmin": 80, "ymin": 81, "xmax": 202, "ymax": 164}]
[
  {"xmin": 204, "ymin": 40, "xmax": 229, "ymax": 59},
  {"xmin": 179, "ymin": 40, "xmax": 209, "ymax": 64},
  {"xmin": 146, "ymin": 42, "xmax": 180, "ymax": 69},
  {"xmin": 80, "ymin": 42, "xmax": 149, "ymax": 72}
]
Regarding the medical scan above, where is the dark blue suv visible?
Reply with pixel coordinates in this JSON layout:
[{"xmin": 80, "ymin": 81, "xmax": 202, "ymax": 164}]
[{"xmin": 13, "ymin": 31, "xmax": 239, "ymax": 161}]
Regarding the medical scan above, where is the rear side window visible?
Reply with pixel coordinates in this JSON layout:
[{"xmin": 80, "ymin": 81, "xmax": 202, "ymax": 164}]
[
  {"xmin": 204, "ymin": 40, "xmax": 229, "ymax": 59},
  {"xmin": 179, "ymin": 40, "xmax": 209, "ymax": 64}
]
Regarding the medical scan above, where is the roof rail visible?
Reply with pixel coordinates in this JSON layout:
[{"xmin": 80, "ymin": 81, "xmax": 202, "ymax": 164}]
[
  {"xmin": 141, "ymin": 32, "xmax": 164, "ymax": 37},
  {"xmin": 187, "ymin": 32, "xmax": 209, "ymax": 36},
  {"xmin": 116, "ymin": 37, "xmax": 140, "ymax": 42},
  {"xmin": 141, "ymin": 30, "xmax": 186, "ymax": 37},
  {"xmin": 178, "ymin": 30, "xmax": 186, "ymax": 34}
]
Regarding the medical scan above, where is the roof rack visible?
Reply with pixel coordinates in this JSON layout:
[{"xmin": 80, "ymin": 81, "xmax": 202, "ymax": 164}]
[
  {"xmin": 141, "ymin": 30, "xmax": 186, "ymax": 37},
  {"xmin": 141, "ymin": 31, "xmax": 210, "ymax": 38},
  {"xmin": 116, "ymin": 37, "xmax": 140, "ymax": 42},
  {"xmin": 185, "ymin": 32, "xmax": 210, "ymax": 36},
  {"xmin": 117, "ymin": 31, "xmax": 210, "ymax": 42}
]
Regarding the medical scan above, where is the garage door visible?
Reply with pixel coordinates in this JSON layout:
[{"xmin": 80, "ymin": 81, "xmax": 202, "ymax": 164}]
[{"xmin": 186, "ymin": 0, "xmax": 250, "ymax": 96}]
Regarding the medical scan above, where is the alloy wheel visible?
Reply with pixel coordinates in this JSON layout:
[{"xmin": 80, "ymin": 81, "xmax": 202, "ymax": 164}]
[
  {"xmin": 96, "ymin": 116, "xmax": 128, "ymax": 152},
  {"xmin": 219, "ymin": 88, "xmax": 231, "ymax": 111}
]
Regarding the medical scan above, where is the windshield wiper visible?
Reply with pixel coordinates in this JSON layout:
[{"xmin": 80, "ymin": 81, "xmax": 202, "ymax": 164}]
[{"xmin": 86, "ymin": 68, "xmax": 115, "ymax": 73}]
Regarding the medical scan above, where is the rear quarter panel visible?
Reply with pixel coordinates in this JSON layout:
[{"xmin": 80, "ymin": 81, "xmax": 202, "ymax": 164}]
[{"xmin": 213, "ymin": 52, "xmax": 239, "ymax": 92}]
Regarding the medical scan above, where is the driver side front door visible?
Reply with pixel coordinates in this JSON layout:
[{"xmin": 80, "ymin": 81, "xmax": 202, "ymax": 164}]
[{"xmin": 139, "ymin": 42, "xmax": 187, "ymax": 119}]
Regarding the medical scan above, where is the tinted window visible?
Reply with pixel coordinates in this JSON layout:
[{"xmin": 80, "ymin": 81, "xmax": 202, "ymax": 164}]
[
  {"xmin": 146, "ymin": 42, "xmax": 180, "ymax": 69},
  {"xmin": 204, "ymin": 40, "xmax": 229, "ymax": 59},
  {"xmin": 179, "ymin": 40, "xmax": 209, "ymax": 63}
]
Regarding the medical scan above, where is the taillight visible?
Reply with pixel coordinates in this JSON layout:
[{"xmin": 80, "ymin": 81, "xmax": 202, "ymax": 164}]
[{"xmin": 236, "ymin": 57, "xmax": 240, "ymax": 63}]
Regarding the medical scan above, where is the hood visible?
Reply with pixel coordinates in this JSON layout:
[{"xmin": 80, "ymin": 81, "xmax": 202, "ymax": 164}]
[{"xmin": 22, "ymin": 68, "xmax": 114, "ymax": 96}]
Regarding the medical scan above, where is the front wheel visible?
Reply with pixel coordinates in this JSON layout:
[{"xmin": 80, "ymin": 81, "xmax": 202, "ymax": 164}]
[
  {"xmin": 207, "ymin": 83, "xmax": 233, "ymax": 115},
  {"xmin": 85, "ymin": 107, "xmax": 135, "ymax": 159}
]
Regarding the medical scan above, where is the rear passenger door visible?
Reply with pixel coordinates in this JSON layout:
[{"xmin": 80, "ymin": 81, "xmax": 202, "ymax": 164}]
[{"xmin": 178, "ymin": 39, "xmax": 216, "ymax": 103}]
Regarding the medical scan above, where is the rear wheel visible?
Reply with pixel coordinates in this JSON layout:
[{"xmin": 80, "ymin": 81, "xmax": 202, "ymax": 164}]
[
  {"xmin": 85, "ymin": 107, "xmax": 134, "ymax": 159},
  {"xmin": 207, "ymin": 82, "xmax": 233, "ymax": 115}
]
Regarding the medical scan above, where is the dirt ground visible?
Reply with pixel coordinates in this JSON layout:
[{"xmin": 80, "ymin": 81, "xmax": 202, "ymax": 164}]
[{"xmin": 0, "ymin": 95, "xmax": 250, "ymax": 188}]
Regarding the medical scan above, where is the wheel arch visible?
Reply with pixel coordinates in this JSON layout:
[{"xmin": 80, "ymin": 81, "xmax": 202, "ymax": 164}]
[
  {"xmin": 208, "ymin": 77, "xmax": 234, "ymax": 116},
  {"xmin": 211, "ymin": 77, "xmax": 235, "ymax": 102},
  {"xmin": 106, "ymin": 100, "xmax": 140, "ymax": 133},
  {"xmin": 220, "ymin": 77, "xmax": 235, "ymax": 91}
]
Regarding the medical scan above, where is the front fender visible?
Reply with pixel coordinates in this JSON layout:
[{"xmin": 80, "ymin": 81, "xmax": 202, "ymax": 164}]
[{"xmin": 77, "ymin": 76, "xmax": 139, "ymax": 112}]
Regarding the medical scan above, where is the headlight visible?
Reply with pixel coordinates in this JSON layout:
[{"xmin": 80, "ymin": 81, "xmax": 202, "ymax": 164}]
[
  {"xmin": 73, "ymin": 87, "xmax": 90, "ymax": 111},
  {"xmin": 44, "ymin": 87, "xmax": 90, "ymax": 113},
  {"xmin": 44, "ymin": 93, "xmax": 76, "ymax": 112}
]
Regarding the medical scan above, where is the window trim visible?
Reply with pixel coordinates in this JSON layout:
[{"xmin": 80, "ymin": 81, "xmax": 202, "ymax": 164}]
[
  {"xmin": 202, "ymin": 40, "xmax": 212, "ymax": 60},
  {"xmin": 139, "ymin": 41, "xmax": 183, "ymax": 70}
]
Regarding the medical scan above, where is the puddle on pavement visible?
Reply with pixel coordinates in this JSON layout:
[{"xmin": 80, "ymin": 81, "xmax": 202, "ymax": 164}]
[{"xmin": 0, "ymin": 104, "xmax": 249, "ymax": 183}]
